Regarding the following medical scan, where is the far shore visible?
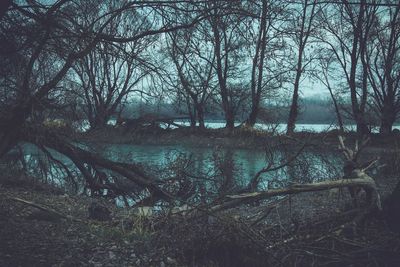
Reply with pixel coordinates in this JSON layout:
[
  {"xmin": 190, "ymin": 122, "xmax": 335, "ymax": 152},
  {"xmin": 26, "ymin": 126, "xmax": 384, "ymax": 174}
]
[{"xmin": 75, "ymin": 125, "xmax": 400, "ymax": 154}]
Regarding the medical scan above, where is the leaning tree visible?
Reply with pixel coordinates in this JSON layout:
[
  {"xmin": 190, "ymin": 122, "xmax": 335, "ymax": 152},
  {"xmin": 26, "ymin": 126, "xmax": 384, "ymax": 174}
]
[{"xmin": 0, "ymin": 0, "xmax": 212, "ymax": 202}]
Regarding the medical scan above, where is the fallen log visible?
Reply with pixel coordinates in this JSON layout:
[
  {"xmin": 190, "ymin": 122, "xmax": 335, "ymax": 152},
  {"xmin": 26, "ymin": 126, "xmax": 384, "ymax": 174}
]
[
  {"xmin": 21, "ymin": 126, "xmax": 174, "ymax": 203},
  {"xmin": 8, "ymin": 197, "xmax": 80, "ymax": 222},
  {"xmin": 211, "ymin": 173, "xmax": 381, "ymax": 213}
]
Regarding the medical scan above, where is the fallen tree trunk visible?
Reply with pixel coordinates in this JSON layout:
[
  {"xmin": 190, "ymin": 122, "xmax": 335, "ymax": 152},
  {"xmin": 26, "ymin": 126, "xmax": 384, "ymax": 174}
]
[
  {"xmin": 211, "ymin": 174, "xmax": 381, "ymax": 213},
  {"xmin": 7, "ymin": 197, "xmax": 83, "ymax": 222},
  {"xmin": 21, "ymin": 126, "xmax": 174, "ymax": 203}
]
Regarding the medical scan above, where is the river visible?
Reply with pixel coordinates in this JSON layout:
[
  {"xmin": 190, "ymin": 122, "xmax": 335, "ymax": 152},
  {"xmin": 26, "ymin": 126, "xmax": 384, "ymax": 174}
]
[
  {"xmin": 13, "ymin": 122, "xmax": 398, "ymax": 203},
  {"xmin": 18, "ymin": 140, "xmax": 343, "ymax": 197},
  {"xmin": 92, "ymin": 142, "xmax": 343, "ymax": 191}
]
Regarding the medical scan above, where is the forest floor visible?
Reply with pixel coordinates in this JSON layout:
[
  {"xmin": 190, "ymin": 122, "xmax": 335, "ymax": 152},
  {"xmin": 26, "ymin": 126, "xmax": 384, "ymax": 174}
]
[
  {"xmin": 0, "ymin": 180, "xmax": 146, "ymax": 267},
  {"xmin": 1, "ymin": 173, "xmax": 400, "ymax": 266},
  {"xmin": 2, "ymin": 126, "xmax": 400, "ymax": 266}
]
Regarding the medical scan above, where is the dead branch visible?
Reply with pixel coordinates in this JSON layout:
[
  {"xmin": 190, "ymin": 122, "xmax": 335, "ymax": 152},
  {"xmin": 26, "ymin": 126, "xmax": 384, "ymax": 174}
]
[
  {"xmin": 211, "ymin": 174, "xmax": 381, "ymax": 213},
  {"xmin": 247, "ymin": 142, "xmax": 307, "ymax": 191},
  {"xmin": 9, "ymin": 197, "xmax": 68, "ymax": 220},
  {"xmin": 338, "ymin": 135, "xmax": 370, "ymax": 162},
  {"xmin": 338, "ymin": 135, "xmax": 378, "ymax": 208}
]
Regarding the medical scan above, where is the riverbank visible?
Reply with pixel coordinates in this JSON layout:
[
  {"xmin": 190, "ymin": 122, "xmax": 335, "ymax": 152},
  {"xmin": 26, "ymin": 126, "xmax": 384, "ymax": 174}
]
[
  {"xmin": 3, "ymin": 125, "xmax": 400, "ymax": 266},
  {"xmin": 0, "ymin": 177, "xmax": 166, "ymax": 267},
  {"xmin": 1, "ymin": 173, "xmax": 399, "ymax": 266},
  {"xmin": 77, "ymin": 126, "xmax": 400, "ymax": 152}
]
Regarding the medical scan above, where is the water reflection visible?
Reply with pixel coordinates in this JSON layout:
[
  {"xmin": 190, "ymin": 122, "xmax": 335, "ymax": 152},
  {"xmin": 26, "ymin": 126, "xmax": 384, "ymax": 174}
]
[
  {"xmin": 92, "ymin": 143, "xmax": 343, "ymax": 190},
  {"xmin": 10, "ymin": 143, "xmax": 344, "ymax": 203}
]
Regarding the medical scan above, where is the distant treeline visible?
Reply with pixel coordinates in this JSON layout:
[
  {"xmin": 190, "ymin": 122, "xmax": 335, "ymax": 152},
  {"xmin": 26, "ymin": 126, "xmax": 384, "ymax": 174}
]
[{"xmin": 120, "ymin": 97, "xmax": 377, "ymax": 125}]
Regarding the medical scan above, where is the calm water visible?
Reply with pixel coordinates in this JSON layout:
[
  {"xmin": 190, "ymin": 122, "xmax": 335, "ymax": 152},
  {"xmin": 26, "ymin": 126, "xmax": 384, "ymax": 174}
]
[
  {"xmin": 7, "ymin": 120, "xmax": 398, "ymax": 207},
  {"xmin": 18, "ymin": 142, "xmax": 342, "ymax": 194},
  {"xmin": 91, "ymin": 143, "xmax": 342, "ymax": 190}
]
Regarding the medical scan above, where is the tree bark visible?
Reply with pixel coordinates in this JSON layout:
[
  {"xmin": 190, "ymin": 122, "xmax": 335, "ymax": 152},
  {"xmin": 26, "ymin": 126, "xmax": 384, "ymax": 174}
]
[
  {"xmin": 326, "ymin": 78, "xmax": 344, "ymax": 132},
  {"xmin": 379, "ymin": 103, "xmax": 396, "ymax": 134},
  {"xmin": 210, "ymin": 9, "xmax": 235, "ymax": 130},
  {"xmin": 211, "ymin": 175, "xmax": 381, "ymax": 213},
  {"xmin": 224, "ymin": 110, "xmax": 235, "ymax": 129},
  {"xmin": 196, "ymin": 103, "xmax": 205, "ymax": 130},
  {"xmin": 354, "ymin": 111, "xmax": 369, "ymax": 135},
  {"xmin": 349, "ymin": 0, "xmax": 370, "ymax": 135},
  {"xmin": 286, "ymin": 74, "xmax": 300, "ymax": 135},
  {"xmin": 286, "ymin": 0, "xmax": 316, "ymax": 135},
  {"xmin": 246, "ymin": 0, "xmax": 268, "ymax": 128}
]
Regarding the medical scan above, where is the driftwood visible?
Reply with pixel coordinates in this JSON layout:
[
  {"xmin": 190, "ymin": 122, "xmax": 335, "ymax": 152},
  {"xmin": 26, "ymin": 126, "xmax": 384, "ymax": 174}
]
[
  {"xmin": 211, "ymin": 173, "xmax": 381, "ymax": 213},
  {"xmin": 9, "ymin": 197, "xmax": 68, "ymax": 220},
  {"xmin": 338, "ymin": 135, "xmax": 380, "ymax": 207}
]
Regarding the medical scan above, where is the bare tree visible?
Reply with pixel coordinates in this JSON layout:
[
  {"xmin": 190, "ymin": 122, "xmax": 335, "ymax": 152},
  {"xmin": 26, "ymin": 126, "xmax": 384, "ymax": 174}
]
[
  {"xmin": 286, "ymin": 0, "xmax": 318, "ymax": 135},
  {"xmin": 366, "ymin": 2, "xmax": 400, "ymax": 134},
  {"xmin": 207, "ymin": 1, "xmax": 248, "ymax": 130},
  {"xmin": 73, "ymin": 41, "xmax": 151, "ymax": 130},
  {"xmin": 0, "ymin": 0, "xmax": 213, "ymax": 202},
  {"xmin": 166, "ymin": 27, "xmax": 216, "ymax": 129},
  {"xmin": 318, "ymin": 0, "xmax": 376, "ymax": 135},
  {"xmin": 244, "ymin": 0, "xmax": 269, "ymax": 127},
  {"xmin": 313, "ymin": 53, "xmax": 345, "ymax": 132}
]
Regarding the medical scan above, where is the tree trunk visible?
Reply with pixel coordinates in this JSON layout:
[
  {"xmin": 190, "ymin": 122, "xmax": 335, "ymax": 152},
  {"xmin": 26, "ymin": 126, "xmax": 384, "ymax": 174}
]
[
  {"xmin": 286, "ymin": 74, "xmax": 301, "ymax": 134},
  {"xmin": 92, "ymin": 114, "xmax": 109, "ymax": 130},
  {"xmin": 325, "ymin": 78, "xmax": 344, "ymax": 132},
  {"xmin": 211, "ymin": 175, "xmax": 381, "ymax": 213},
  {"xmin": 286, "ymin": 83, "xmax": 299, "ymax": 135},
  {"xmin": 225, "ymin": 110, "xmax": 235, "ymax": 129},
  {"xmin": 246, "ymin": 104, "xmax": 259, "ymax": 127},
  {"xmin": 190, "ymin": 115, "xmax": 196, "ymax": 130},
  {"xmin": 354, "ymin": 111, "xmax": 369, "ymax": 135},
  {"xmin": 380, "ymin": 122, "xmax": 393, "ymax": 135},
  {"xmin": 210, "ymin": 12, "xmax": 234, "ymax": 131},
  {"xmin": 0, "ymin": 105, "xmax": 32, "ymax": 157},
  {"xmin": 349, "ymin": 72, "xmax": 369, "ymax": 135},
  {"xmin": 348, "ymin": 0, "xmax": 369, "ymax": 136},
  {"xmin": 286, "ymin": 0, "xmax": 316, "ymax": 135},
  {"xmin": 88, "ymin": 103, "xmax": 111, "ymax": 130},
  {"xmin": 186, "ymin": 101, "xmax": 196, "ymax": 130},
  {"xmin": 379, "ymin": 106, "xmax": 395, "ymax": 134},
  {"xmin": 246, "ymin": 0, "xmax": 268, "ymax": 128},
  {"xmin": 379, "ymin": 97, "xmax": 396, "ymax": 134},
  {"xmin": 196, "ymin": 103, "xmax": 205, "ymax": 130},
  {"xmin": 22, "ymin": 127, "xmax": 173, "ymax": 202}
]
